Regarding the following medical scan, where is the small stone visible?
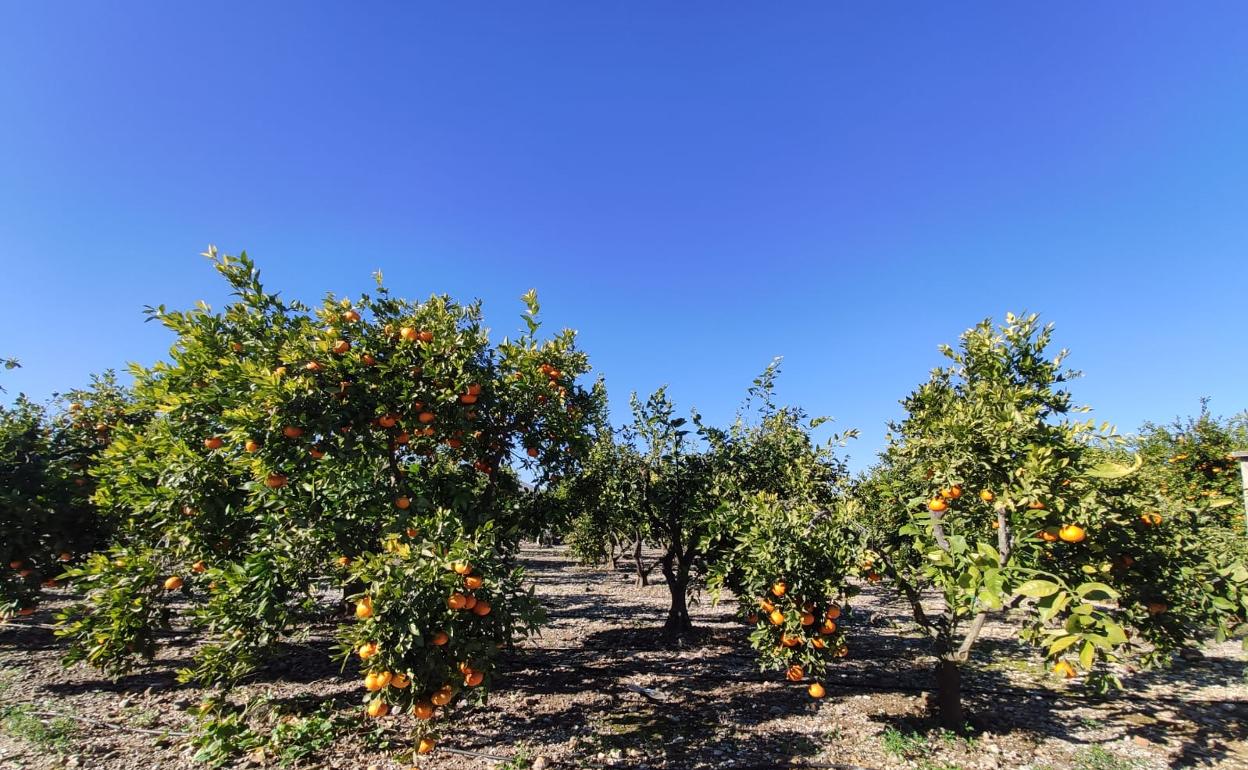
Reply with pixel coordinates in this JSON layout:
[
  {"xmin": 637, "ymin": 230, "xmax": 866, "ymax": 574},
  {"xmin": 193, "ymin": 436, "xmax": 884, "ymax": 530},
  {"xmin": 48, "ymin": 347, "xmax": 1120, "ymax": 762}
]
[
  {"xmin": 1132, "ymin": 736, "xmax": 1150, "ymax": 747},
  {"xmin": 532, "ymin": 757, "xmax": 550, "ymax": 770}
]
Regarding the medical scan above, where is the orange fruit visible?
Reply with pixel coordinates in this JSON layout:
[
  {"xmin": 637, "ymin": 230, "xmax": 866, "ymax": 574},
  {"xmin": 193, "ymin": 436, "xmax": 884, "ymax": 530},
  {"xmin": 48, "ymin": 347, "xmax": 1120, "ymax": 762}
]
[
  {"xmin": 526, "ymin": 447, "xmax": 539, "ymax": 458},
  {"xmin": 771, "ymin": 581, "xmax": 787, "ymax": 597},
  {"xmin": 283, "ymin": 426, "xmax": 304, "ymax": 439},
  {"xmin": 467, "ymin": 384, "xmax": 482, "ymax": 396},
  {"xmin": 418, "ymin": 330, "xmax": 433, "ymax": 343},
  {"xmin": 400, "ymin": 327, "xmax": 418, "ymax": 342},
  {"xmin": 417, "ymin": 737, "xmax": 436, "ymax": 754},
  {"xmin": 769, "ymin": 610, "xmax": 785, "ymax": 625},
  {"xmin": 811, "ymin": 637, "xmax": 828, "ymax": 649},
  {"xmin": 1140, "ymin": 512, "xmax": 1163, "ymax": 526},
  {"xmin": 463, "ymin": 594, "xmax": 478, "ymax": 610},
  {"xmin": 826, "ymin": 605, "xmax": 841, "ymax": 620},
  {"xmin": 355, "ymin": 597, "xmax": 374, "ymax": 619},
  {"xmin": 17, "ymin": 607, "xmax": 35, "ymax": 617},
  {"xmin": 305, "ymin": 361, "xmax": 322, "ymax": 372},
  {"xmin": 1053, "ymin": 660, "xmax": 1076, "ymax": 679},
  {"xmin": 244, "ymin": 439, "xmax": 260, "ymax": 453},
  {"xmin": 431, "ymin": 685, "xmax": 454, "ymax": 706},
  {"xmin": 979, "ymin": 489, "xmax": 994, "ymax": 502},
  {"xmin": 265, "ymin": 474, "xmax": 288, "ymax": 489},
  {"xmin": 366, "ymin": 699, "xmax": 389, "ymax": 718},
  {"xmin": 418, "ymin": 411, "xmax": 436, "ymax": 424},
  {"xmin": 395, "ymin": 431, "xmax": 410, "ymax": 445},
  {"xmin": 58, "ymin": 551, "xmax": 72, "ymax": 562},
  {"xmin": 1038, "ymin": 528, "xmax": 1059, "ymax": 543},
  {"xmin": 191, "ymin": 560, "xmax": 207, "ymax": 573},
  {"xmin": 230, "ymin": 342, "xmax": 244, "ymax": 353},
  {"xmin": 447, "ymin": 593, "xmax": 468, "ymax": 610},
  {"xmin": 819, "ymin": 620, "xmax": 837, "ymax": 635},
  {"xmin": 780, "ymin": 634, "xmax": 801, "ymax": 647},
  {"xmin": 1029, "ymin": 500, "xmax": 1046, "ymax": 510},
  {"xmin": 358, "ymin": 642, "xmax": 379, "ymax": 660},
  {"xmin": 413, "ymin": 699, "xmax": 434, "ymax": 720},
  {"xmin": 361, "ymin": 353, "xmax": 376, "ymax": 365},
  {"xmin": 203, "ymin": 437, "xmax": 224, "ymax": 450},
  {"xmin": 473, "ymin": 600, "xmax": 492, "ymax": 615},
  {"xmin": 746, "ymin": 613, "xmax": 759, "ymax": 624},
  {"xmin": 785, "ymin": 664, "xmax": 804, "ymax": 682},
  {"xmin": 406, "ymin": 527, "xmax": 419, "ymax": 538},
  {"xmin": 163, "ymin": 576, "xmax": 183, "ymax": 591},
  {"xmin": 464, "ymin": 575, "xmax": 484, "ymax": 590},
  {"xmin": 808, "ymin": 682, "xmax": 826, "ymax": 698},
  {"xmin": 274, "ymin": 366, "xmax": 287, "ymax": 377},
  {"xmin": 453, "ymin": 563, "xmax": 473, "ymax": 576},
  {"xmin": 377, "ymin": 414, "xmax": 397, "ymax": 428},
  {"xmin": 310, "ymin": 448, "xmax": 326, "ymax": 459},
  {"xmin": 800, "ymin": 613, "xmax": 815, "ymax": 627},
  {"xmin": 430, "ymin": 631, "xmax": 449, "ymax": 646},
  {"xmin": 1146, "ymin": 601, "xmax": 1168, "ymax": 616},
  {"xmin": 332, "ymin": 340, "xmax": 350, "ymax": 355},
  {"xmin": 758, "ymin": 598, "xmax": 776, "ymax": 613},
  {"xmin": 460, "ymin": 394, "xmax": 478, "ymax": 405},
  {"xmin": 337, "ymin": 556, "xmax": 351, "ymax": 567},
  {"xmin": 395, "ymin": 496, "xmax": 411, "ymax": 510},
  {"xmin": 390, "ymin": 673, "xmax": 411, "ymax": 689},
  {"xmin": 928, "ymin": 498, "xmax": 948, "ymax": 512},
  {"xmin": 343, "ymin": 310, "xmax": 361, "ymax": 323},
  {"xmin": 464, "ymin": 670, "xmax": 484, "ymax": 687},
  {"xmin": 447, "ymin": 438, "xmax": 463, "ymax": 449},
  {"xmin": 1058, "ymin": 524, "xmax": 1086, "ymax": 543},
  {"xmin": 8, "ymin": 560, "xmax": 22, "ymax": 569}
]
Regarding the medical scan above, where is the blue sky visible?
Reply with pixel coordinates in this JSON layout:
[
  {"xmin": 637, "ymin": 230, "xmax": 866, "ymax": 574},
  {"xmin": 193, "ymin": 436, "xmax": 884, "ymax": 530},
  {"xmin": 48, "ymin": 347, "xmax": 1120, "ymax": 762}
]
[{"xmin": 2, "ymin": 3, "xmax": 1246, "ymax": 470}]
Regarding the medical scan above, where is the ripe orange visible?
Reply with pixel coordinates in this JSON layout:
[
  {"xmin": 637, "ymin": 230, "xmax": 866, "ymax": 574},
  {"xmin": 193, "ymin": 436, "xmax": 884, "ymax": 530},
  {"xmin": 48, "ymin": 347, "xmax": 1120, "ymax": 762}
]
[
  {"xmin": 460, "ymin": 394, "xmax": 478, "ymax": 405},
  {"xmin": 8, "ymin": 560, "xmax": 22, "ymax": 569},
  {"xmin": 395, "ymin": 496, "xmax": 411, "ymax": 510},
  {"xmin": 1140, "ymin": 512, "xmax": 1163, "ymax": 526},
  {"xmin": 1053, "ymin": 660, "xmax": 1076, "ymax": 679},
  {"xmin": 265, "ymin": 473, "xmax": 288, "ymax": 489},
  {"xmin": 800, "ymin": 612, "xmax": 815, "ymax": 627},
  {"xmin": 417, "ymin": 737, "xmax": 436, "ymax": 754},
  {"xmin": 928, "ymin": 498, "xmax": 948, "ymax": 512},
  {"xmin": 421, "ymin": 426, "xmax": 436, "ymax": 437},
  {"xmin": 400, "ymin": 327, "xmax": 418, "ymax": 342},
  {"xmin": 230, "ymin": 342, "xmax": 244, "ymax": 353},
  {"xmin": 17, "ymin": 607, "xmax": 35, "ymax": 617},
  {"xmin": 390, "ymin": 672, "xmax": 411, "ymax": 689},
  {"xmin": 1146, "ymin": 601, "xmax": 1168, "ymax": 616},
  {"xmin": 453, "ymin": 562, "xmax": 473, "ymax": 576},
  {"xmin": 1029, "ymin": 500, "xmax": 1046, "ymax": 510},
  {"xmin": 336, "ymin": 556, "xmax": 351, "ymax": 567},
  {"xmin": 305, "ymin": 361, "xmax": 323, "ymax": 372},
  {"xmin": 282, "ymin": 426, "xmax": 304, "ymax": 439},
  {"xmin": 819, "ymin": 620, "xmax": 837, "ymax": 635},
  {"xmin": 811, "ymin": 637, "xmax": 828, "ymax": 649},
  {"xmin": 808, "ymin": 682, "xmax": 826, "ymax": 698},
  {"xmin": 467, "ymin": 383, "xmax": 482, "ymax": 396},
  {"xmin": 785, "ymin": 664, "xmax": 804, "ymax": 682},
  {"xmin": 447, "ymin": 593, "xmax": 468, "ymax": 610},
  {"xmin": 771, "ymin": 580, "xmax": 787, "ymax": 597},
  {"xmin": 203, "ymin": 437, "xmax": 224, "ymax": 450},
  {"xmin": 979, "ymin": 489, "xmax": 994, "ymax": 502},
  {"xmin": 826, "ymin": 605, "xmax": 841, "ymax": 620},
  {"xmin": 191, "ymin": 560, "xmax": 207, "ymax": 574},
  {"xmin": 431, "ymin": 685, "xmax": 454, "ymax": 706},
  {"xmin": 758, "ymin": 598, "xmax": 776, "ymax": 613},
  {"xmin": 746, "ymin": 613, "xmax": 759, "ymax": 624},
  {"xmin": 163, "ymin": 576, "xmax": 183, "ymax": 591},
  {"xmin": 244, "ymin": 439, "xmax": 260, "ymax": 453},
  {"xmin": 464, "ymin": 670, "xmax": 484, "ymax": 687},
  {"xmin": 395, "ymin": 431, "xmax": 410, "ymax": 445},
  {"xmin": 361, "ymin": 353, "xmax": 376, "ymax": 366},
  {"xmin": 431, "ymin": 631, "xmax": 449, "ymax": 646},
  {"xmin": 418, "ymin": 330, "xmax": 433, "ymax": 343},
  {"xmin": 769, "ymin": 610, "xmax": 785, "ymax": 625},
  {"xmin": 418, "ymin": 411, "xmax": 436, "ymax": 424},
  {"xmin": 58, "ymin": 551, "xmax": 72, "ymax": 563},
  {"xmin": 405, "ymin": 527, "xmax": 419, "ymax": 538},
  {"xmin": 1058, "ymin": 524, "xmax": 1086, "ymax": 543},
  {"xmin": 366, "ymin": 699, "xmax": 389, "ymax": 718},
  {"xmin": 358, "ymin": 642, "xmax": 379, "ymax": 660},
  {"xmin": 413, "ymin": 699, "xmax": 434, "ymax": 720},
  {"xmin": 447, "ymin": 438, "xmax": 463, "ymax": 449},
  {"xmin": 310, "ymin": 448, "xmax": 326, "ymax": 459},
  {"xmin": 780, "ymin": 634, "xmax": 801, "ymax": 647},
  {"xmin": 463, "ymin": 594, "xmax": 478, "ymax": 610},
  {"xmin": 473, "ymin": 600, "xmax": 492, "ymax": 616},
  {"xmin": 355, "ymin": 597, "xmax": 374, "ymax": 619},
  {"xmin": 526, "ymin": 447, "xmax": 539, "ymax": 458},
  {"xmin": 464, "ymin": 575, "xmax": 484, "ymax": 590},
  {"xmin": 378, "ymin": 414, "xmax": 398, "ymax": 428},
  {"xmin": 332, "ymin": 340, "xmax": 350, "ymax": 355}
]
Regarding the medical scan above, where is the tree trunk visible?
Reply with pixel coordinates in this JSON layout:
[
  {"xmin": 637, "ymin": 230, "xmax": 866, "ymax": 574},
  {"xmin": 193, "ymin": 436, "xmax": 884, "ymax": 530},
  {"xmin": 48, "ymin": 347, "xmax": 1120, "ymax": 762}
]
[
  {"xmin": 633, "ymin": 538, "xmax": 647, "ymax": 587},
  {"xmin": 934, "ymin": 658, "xmax": 963, "ymax": 730},
  {"xmin": 659, "ymin": 559, "xmax": 694, "ymax": 643}
]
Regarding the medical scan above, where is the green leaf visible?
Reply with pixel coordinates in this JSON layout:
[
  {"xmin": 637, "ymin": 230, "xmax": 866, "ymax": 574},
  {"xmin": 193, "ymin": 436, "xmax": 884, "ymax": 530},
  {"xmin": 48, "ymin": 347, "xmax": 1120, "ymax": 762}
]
[
  {"xmin": 1075, "ymin": 582, "xmax": 1119, "ymax": 601},
  {"xmin": 1016, "ymin": 579, "xmax": 1060, "ymax": 598},
  {"xmin": 1048, "ymin": 634, "xmax": 1080, "ymax": 655},
  {"xmin": 1079, "ymin": 639, "xmax": 1095, "ymax": 669},
  {"xmin": 1083, "ymin": 453, "xmax": 1142, "ymax": 479}
]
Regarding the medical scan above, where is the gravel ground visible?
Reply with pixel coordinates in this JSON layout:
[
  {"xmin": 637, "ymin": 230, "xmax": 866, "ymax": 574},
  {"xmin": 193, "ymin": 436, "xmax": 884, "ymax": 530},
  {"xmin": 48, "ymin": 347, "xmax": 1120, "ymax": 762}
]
[{"xmin": 1, "ymin": 544, "xmax": 1245, "ymax": 770}]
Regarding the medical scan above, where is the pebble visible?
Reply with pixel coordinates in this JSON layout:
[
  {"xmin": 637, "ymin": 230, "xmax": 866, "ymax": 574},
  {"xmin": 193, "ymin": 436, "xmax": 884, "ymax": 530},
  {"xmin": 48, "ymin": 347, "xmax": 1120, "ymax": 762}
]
[{"xmin": 532, "ymin": 758, "xmax": 550, "ymax": 770}]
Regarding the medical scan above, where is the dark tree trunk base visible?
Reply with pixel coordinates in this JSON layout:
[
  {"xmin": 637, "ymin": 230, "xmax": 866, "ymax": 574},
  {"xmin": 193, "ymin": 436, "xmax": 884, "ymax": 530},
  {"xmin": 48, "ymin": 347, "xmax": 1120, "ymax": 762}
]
[{"xmin": 934, "ymin": 658, "xmax": 964, "ymax": 730}]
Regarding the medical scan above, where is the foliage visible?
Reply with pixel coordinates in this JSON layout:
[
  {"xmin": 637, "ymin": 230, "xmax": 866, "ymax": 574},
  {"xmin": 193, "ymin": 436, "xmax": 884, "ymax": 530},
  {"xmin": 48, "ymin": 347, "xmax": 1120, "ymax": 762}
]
[
  {"xmin": 1, "ymin": 370, "xmax": 135, "ymax": 618},
  {"xmin": 857, "ymin": 313, "xmax": 1248, "ymax": 726},
  {"xmin": 55, "ymin": 246, "xmax": 599, "ymax": 742}
]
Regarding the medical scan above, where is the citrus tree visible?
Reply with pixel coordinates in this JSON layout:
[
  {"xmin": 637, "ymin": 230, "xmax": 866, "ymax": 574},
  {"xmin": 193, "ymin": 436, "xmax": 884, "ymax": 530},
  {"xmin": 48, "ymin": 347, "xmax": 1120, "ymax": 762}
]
[
  {"xmin": 857, "ymin": 313, "xmax": 1248, "ymax": 729},
  {"xmin": 1, "ymin": 369, "xmax": 135, "ymax": 619},
  {"xmin": 55, "ymin": 248, "xmax": 599, "ymax": 752},
  {"xmin": 564, "ymin": 422, "xmax": 652, "ymax": 582}
]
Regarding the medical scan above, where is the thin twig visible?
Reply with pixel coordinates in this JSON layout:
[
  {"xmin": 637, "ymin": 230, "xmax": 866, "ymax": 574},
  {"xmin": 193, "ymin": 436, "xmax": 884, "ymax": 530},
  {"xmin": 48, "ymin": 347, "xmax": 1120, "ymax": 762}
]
[{"xmin": 440, "ymin": 745, "xmax": 512, "ymax": 762}]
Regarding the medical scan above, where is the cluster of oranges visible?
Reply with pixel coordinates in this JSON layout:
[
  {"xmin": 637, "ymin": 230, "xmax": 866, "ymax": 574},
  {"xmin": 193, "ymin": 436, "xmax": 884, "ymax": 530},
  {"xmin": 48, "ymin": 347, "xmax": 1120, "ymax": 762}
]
[
  {"xmin": 748, "ymin": 579, "xmax": 847, "ymax": 699},
  {"xmin": 926, "ymin": 485, "xmax": 1095, "ymax": 545}
]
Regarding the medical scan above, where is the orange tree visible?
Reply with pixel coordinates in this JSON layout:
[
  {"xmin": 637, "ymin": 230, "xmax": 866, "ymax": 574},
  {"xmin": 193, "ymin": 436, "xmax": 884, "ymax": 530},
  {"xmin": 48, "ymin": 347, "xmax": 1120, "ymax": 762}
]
[
  {"xmin": 856, "ymin": 313, "xmax": 1248, "ymax": 729},
  {"xmin": 564, "ymin": 420, "xmax": 652, "ymax": 582},
  {"xmin": 1, "ymin": 368, "xmax": 134, "ymax": 618},
  {"xmin": 56, "ymin": 248, "xmax": 598, "ymax": 748},
  {"xmin": 702, "ymin": 361, "xmax": 861, "ymax": 700}
]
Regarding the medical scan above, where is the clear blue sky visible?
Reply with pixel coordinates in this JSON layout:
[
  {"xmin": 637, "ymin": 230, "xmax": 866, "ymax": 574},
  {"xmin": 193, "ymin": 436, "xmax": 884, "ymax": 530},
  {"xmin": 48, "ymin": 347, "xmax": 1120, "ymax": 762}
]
[{"xmin": 2, "ymin": 3, "xmax": 1246, "ymax": 470}]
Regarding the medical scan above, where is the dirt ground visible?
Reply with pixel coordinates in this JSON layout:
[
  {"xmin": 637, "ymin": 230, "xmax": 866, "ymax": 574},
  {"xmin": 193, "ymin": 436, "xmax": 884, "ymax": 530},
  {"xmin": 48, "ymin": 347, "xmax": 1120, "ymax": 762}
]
[{"xmin": 1, "ymin": 544, "xmax": 1245, "ymax": 770}]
